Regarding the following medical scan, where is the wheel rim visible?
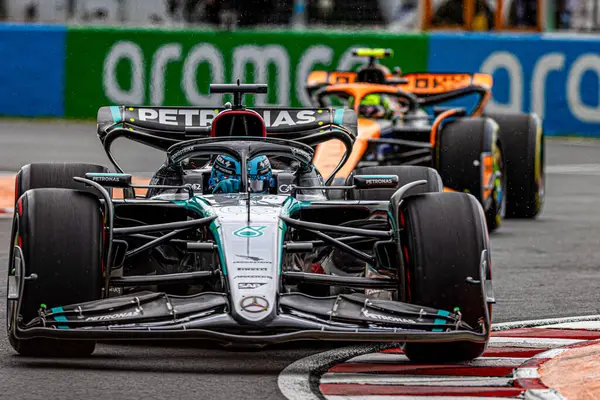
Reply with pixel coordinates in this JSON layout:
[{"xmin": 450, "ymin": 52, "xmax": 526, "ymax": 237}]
[
  {"xmin": 6, "ymin": 216, "xmax": 20, "ymax": 335},
  {"xmin": 535, "ymin": 131, "xmax": 545, "ymax": 210},
  {"xmin": 493, "ymin": 143, "xmax": 507, "ymax": 224}
]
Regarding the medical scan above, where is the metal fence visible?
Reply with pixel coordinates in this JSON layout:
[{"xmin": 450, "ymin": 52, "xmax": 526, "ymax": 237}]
[
  {"xmin": 0, "ymin": 0, "xmax": 598, "ymax": 32},
  {"xmin": 0, "ymin": 0, "xmax": 387, "ymax": 28},
  {"xmin": 564, "ymin": 0, "xmax": 600, "ymax": 31}
]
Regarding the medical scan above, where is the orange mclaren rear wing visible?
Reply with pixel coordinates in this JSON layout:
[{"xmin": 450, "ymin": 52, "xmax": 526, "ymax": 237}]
[
  {"xmin": 397, "ymin": 73, "xmax": 493, "ymax": 116},
  {"xmin": 397, "ymin": 73, "xmax": 492, "ymax": 95},
  {"xmin": 306, "ymin": 71, "xmax": 360, "ymax": 92},
  {"xmin": 306, "ymin": 71, "xmax": 492, "ymax": 115},
  {"xmin": 306, "ymin": 71, "xmax": 492, "ymax": 92}
]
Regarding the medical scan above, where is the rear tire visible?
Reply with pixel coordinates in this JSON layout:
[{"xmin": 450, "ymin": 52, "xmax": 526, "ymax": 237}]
[
  {"xmin": 437, "ymin": 117, "xmax": 506, "ymax": 232},
  {"xmin": 7, "ymin": 189, "xmax": 104, "ymax": 357},
  {"xmin": 485, "ymin": 112, "xmax": 544, "ymax": 218},
  {"xmin": 15, "ymin": 162, "xmax": 111, "ymax": 202},
  {"xmin": 398, "ymin": 192, "xmax": 492, "ymax": 363},
  {"xmin": 347, "ymin": 165, "xmax": 443, "ymax": 200}
]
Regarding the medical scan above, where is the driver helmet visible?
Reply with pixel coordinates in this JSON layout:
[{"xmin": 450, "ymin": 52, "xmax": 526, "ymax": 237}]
[
  {"xmin": 208, "ymin": 154, "xmax": 275, "ymax": 194},
  {"xmin": 358, "ymin": 94, "xmax": 393, "ymax": 119}
]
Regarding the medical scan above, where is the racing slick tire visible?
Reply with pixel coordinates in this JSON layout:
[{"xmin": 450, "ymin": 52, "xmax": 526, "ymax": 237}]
[
  {"xmin": 347, "ymin": 165, "xmax": 443, "ymax": 200},
  {"xmin": 398, "ymin": 192, "xmax": 491, "ymax": 363},
  {"xmin": 436, "ymin": 117, "xmax": 506, "ymax": 232},
  {"xmin": 7, "ymin": 189, "xmax": 104, "ymax": 357},
  {"xmin": 15, "ymin": 162, "xmax": 112, "ymax": 202},
  {"xmin": 484, "ymin": 112, "xmax": 544, "ymax": 219}
]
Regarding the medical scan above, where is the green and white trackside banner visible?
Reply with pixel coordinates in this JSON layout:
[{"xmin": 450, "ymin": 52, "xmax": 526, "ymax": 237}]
[
  {"xmin": 64, "ymin": 27, "xmax": 427, "ymax": 118},
  {"xmin": 4, "ymin": 24, "xmax": 600, "ymax": 136}
]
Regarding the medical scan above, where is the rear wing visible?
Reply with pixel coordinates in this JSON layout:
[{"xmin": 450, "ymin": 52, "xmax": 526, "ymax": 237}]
[
  {"xmin": 307, "ymin": 70, "xmax": 491, "ymax": 90},
  {"xmin": 397, "ymin": 73, "xmax": 492, "ymax": 95},
  {"xmin": 306, "ymin": 70, "xmax": 408, "ymax": 92},
  {"xmin": 98, "ymin": 106, "xmax": 357, "ymax": 139},
  {"xmin": 307, "ymin": 71, "xmax": 360, "ymax": 87},
  {"xmin": 398, "ymin": 73, "xmax": 492, "ymax": 116},
  {"xmin": 305, "ymin": 71, "xmax": 492, "ymax": 115}
]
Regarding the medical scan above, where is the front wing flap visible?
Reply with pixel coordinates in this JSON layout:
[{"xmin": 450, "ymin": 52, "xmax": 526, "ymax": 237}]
[
  {"xmin": 24, "ymin": 291, "xmax": 229, "ymax": 329},
  {"xmin": 14, "ymin": 292, "xmax": 488, "ymax": 344}
]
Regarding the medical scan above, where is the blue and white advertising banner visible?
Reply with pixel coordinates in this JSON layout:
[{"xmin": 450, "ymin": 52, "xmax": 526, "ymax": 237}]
[
  {"xmin": 0, "ymin": 24, "xmax": 66, "ymax": 117},
  {"xmin": 429, "ymin": 33, "xmax": 600, "ymax": 136}
]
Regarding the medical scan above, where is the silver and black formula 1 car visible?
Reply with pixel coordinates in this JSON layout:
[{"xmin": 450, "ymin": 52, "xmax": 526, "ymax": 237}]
[{"xmin": 7, "ymin": 83, "xmax": 494, "ymax": 363}]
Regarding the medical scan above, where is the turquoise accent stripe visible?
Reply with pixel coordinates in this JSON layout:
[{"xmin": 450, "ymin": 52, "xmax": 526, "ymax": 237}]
[
  {"xmin": 110, "ymin": 106, "xmax": 122, "ymax": 123},
  {"xmin": 433, "ymin": 310, "xmax": 450, "ymax": 332},
  {"xmin": 51, "ymin": 306, "xmax": 64, "ymax": 313},
  {"xmin": 333, "ymin": 108, "xmax": 345, "ymax": 125},
  {"xmin": 53, "ymin": 313, "xmax": 69, "ymax": 329}
]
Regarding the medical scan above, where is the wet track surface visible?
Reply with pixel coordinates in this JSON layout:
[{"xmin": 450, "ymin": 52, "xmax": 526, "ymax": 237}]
[{"xmin": 1, "ymin": 120, "xmax": 600, "ymax": 399}]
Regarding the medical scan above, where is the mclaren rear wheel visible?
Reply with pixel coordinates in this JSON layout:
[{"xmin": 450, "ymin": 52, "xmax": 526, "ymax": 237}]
[
  {"xmin": 485, "ymin": 112, "xmax": 544, "ymax": 218},
  {"xmin": 437, "ymin": 117, "xmax": 506, "ymax": 232}
]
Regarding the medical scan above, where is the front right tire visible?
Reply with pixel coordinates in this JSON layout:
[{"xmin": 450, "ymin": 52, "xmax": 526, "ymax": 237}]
[{"xmin": 398, "ymin": 192, "xmax": 492, "ymax": 363}]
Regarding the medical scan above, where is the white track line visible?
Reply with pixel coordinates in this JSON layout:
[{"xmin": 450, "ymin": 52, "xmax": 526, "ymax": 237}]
[
  {"xmin": 489, "ymin": 337, "xmax": 583, "ymax": 348},
  {"xmin": 538, "ymin": 321, "xmax": 600, "ymax": 330},
  {"xmin": 345, "ymin": 353, "xmax": 525, "ymax": 367},
  {"xmin": 492, "ymin": 315, "xmax": 600, "ymax": 330},
  {"xmin": 345, "ymin": 353, "xmax": 409, "ymax": 363},
  {"xmin": 324, "ymin": 395, "xmax": 519, "ymax": 400},
  {"xmin": 320, "ymin": 373, "xmax": 513, "ymax": 387}
]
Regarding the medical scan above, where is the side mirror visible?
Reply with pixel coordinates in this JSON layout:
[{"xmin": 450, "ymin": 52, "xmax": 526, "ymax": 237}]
[{"xmin": 352, "ymin": 175, "xmax": 399, "ymax": 190}]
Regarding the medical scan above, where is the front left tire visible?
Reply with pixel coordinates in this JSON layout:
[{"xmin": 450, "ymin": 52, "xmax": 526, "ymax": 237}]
[{"xmin": 8, "ymin": 189, "xmax": 104, "ymax": 357}]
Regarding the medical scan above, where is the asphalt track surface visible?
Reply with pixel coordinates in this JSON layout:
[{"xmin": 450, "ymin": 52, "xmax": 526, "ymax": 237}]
[{"xmin": 1, "ymin": 120, "xmax": 600, "ymax": 399}]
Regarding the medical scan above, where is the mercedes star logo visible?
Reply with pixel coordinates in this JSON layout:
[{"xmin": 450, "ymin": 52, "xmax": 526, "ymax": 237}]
[{"xmin": 240, "ymin": 296, "xmax": 269, "ymax": 313}]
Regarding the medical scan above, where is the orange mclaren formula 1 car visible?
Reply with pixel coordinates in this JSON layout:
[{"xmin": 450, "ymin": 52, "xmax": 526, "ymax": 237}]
[{"xmin": 306, "ymin": 48, "xmax": 545, "ymax": 231}]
